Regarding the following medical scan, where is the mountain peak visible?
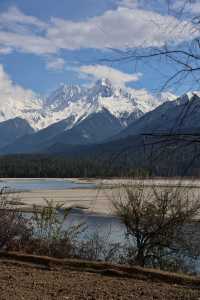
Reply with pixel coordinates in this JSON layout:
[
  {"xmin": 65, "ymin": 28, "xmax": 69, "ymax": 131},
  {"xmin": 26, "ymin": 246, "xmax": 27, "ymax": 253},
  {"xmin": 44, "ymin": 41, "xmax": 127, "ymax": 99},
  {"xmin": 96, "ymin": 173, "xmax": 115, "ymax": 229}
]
[
  {"xmin": 96, "ymin": 78, "xmax": 112, "ymax": 87},
  {"xmin": 45, "ymin": 84, "xmax": 83, "ymax": 108},
  {"xmin": 176, "ymin": 91, "xmax": 200, "ymax": 105},
  {"xmin": 92, "ymin": 78, "xmax": 114, "ymax": 97}
]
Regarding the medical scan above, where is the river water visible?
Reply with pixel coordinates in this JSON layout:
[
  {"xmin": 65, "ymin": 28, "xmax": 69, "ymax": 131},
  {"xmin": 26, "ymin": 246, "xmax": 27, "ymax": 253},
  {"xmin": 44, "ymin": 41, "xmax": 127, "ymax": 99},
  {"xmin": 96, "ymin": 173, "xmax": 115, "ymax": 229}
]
[{"xmin": 0, "ymin": 178, "xmax": 95, "ymax": 191}]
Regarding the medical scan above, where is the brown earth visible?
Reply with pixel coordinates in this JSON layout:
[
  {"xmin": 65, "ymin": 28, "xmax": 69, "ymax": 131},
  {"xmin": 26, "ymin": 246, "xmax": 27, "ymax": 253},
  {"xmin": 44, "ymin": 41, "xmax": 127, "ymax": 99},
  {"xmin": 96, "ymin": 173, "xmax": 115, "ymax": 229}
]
[{"xmin": 0, "ymin": 255, "xmax": 199, "ymax": 300}]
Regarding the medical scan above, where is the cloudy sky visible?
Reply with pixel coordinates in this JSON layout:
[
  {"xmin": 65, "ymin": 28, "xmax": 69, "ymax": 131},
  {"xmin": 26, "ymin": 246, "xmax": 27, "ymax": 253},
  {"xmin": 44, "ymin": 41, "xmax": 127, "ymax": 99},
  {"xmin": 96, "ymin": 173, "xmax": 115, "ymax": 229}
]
[{"xmin": 0, "ymin": 0, "xmax": 199, "ymax": 98}]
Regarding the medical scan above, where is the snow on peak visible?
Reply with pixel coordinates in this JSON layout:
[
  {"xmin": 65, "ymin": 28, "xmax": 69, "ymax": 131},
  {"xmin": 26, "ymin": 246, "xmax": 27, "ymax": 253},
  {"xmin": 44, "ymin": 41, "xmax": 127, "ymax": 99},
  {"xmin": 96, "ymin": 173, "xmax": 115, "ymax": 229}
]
[
  {"xmin": 175, "ymin": 91, "xmax": 200, "ymax": 105},
  {"xmin": 0, "ymin": 78, "xmax": 175, "ymax": 131},
  {"xmin": 90, "ymin": 78, "xmax": 114, "ymax": 98},
  {"xmin": 96, "ymin": 78, "xmax": 112, "ymax": 87},
  {"xmin": 45, "ymin": 84, "xmax": 82, "ymax": 107}
]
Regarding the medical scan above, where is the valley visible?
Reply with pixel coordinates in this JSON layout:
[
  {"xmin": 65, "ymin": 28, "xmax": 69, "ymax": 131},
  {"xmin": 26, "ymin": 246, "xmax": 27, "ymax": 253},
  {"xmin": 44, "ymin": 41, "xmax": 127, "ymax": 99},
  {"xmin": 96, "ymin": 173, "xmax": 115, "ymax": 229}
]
[{"xmin": 2, "ymin": 1, "xmax": 200, "ymax": 298}]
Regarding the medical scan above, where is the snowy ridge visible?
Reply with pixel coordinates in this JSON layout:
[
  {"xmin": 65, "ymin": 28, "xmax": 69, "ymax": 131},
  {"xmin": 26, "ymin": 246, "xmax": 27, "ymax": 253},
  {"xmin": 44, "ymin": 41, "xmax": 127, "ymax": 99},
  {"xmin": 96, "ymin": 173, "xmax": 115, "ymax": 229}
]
[
  {"xmin": 0, "ymin": 78, "xmax": 176, "ymax": 131},
  {"xmin": 116, "ymin": 90, "xmax": 200, "ymax": 140}
]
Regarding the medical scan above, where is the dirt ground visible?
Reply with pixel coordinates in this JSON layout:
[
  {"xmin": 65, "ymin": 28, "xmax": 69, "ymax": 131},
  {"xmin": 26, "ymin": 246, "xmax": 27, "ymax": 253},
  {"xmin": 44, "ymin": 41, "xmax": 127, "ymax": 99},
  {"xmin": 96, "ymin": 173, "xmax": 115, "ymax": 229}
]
[{"xmin": 0, "ymin": 261, "xmax": 199, "ymax": 300}]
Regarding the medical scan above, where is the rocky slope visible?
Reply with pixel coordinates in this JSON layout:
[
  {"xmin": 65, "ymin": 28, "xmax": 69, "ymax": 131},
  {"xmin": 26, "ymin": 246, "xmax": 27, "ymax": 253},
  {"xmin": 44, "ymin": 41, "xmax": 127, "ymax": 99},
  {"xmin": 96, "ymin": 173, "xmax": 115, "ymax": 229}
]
[{"xmin": 116, "ymin": 91, "xmax": 200, "ymax": 139}]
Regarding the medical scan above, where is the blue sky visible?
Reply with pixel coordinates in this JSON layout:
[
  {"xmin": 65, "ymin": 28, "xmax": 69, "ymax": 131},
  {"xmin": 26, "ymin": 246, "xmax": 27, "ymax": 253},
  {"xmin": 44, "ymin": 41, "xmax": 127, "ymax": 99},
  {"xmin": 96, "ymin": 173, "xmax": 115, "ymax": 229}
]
[{"xmin": 0, "ymin": 0, "xmax": 199, "ymax": 98}]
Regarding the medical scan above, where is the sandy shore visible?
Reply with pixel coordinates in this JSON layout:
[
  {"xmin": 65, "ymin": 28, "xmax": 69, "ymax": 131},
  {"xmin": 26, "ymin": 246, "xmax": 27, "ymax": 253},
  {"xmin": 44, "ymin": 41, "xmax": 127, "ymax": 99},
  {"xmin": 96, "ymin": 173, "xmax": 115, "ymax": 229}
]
[
  {"xmin": 16, "ymin": 187, "xmax": 114, "ymax": 214},
  {"xmin": 4, "ymin": 178, "xmax": 200, "ymax": 215}
]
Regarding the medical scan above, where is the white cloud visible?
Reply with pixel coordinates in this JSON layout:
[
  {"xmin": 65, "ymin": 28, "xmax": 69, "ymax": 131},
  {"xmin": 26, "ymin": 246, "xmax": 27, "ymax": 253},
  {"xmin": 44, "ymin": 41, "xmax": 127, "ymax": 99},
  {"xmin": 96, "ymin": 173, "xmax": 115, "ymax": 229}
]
[
  {"xmin": 0, "ymin": 6, "xmax": 47, "ymax": 31},
  {"xmin": 0, "ymin": 47, "xmax": 12, "ymax": 55},
  {"xmin": 48, "ymin": 7, "xmax": 196, "ymax": 50},
  {"xmin": 0, "ymin": 64, "xmax": 36, "ymax": 108},
  {"xmin": 0, "ymin": 31, "xmax": 57, "ymax": 55},
  {"xmin": 46, "ymin": 57, "xmax": 65, "ymax": 71},
  {"xmin": 79, "ymin": 64, "xmax": 141, "ymax": 87},
  {"xmin": 0, "ymin": 6, "xmax": 57, "ymax": 59},
  {"xmin": 0, "ymin": 5, "xmax": 197, "ymax": 61}
]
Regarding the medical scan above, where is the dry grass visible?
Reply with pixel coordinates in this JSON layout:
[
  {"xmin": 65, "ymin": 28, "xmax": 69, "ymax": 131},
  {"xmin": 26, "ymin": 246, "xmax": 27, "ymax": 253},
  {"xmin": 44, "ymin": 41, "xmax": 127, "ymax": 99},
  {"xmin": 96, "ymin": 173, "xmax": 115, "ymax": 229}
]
[{"xmin": 1, "ymin": 251, "xmax": 200, "ymax": 288}]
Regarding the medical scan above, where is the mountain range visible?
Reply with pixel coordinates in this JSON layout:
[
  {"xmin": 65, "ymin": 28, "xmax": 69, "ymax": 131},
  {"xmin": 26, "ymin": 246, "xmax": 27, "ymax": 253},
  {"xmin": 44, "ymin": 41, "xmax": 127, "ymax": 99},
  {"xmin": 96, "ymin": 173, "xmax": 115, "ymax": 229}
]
[
  {"xmin": 0, "ymin": 78, "xmax": 167, "ymax": 153},
  {"xmin": 0, "ymin": 78, "xmax": 199, "ymax": 155},
  {"xmin": 0, "ymin": 78, "xmax": 161, "ymax": 131}
]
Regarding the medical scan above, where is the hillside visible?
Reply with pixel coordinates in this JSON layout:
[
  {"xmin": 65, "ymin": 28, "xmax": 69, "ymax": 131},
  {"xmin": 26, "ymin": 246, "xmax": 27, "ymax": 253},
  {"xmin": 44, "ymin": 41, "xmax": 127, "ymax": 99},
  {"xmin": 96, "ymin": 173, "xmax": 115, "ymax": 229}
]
[
  {"xmin": 0, "ymin": 253, "xmax": 199, "ymax": 300},
  {"xmin": 116, "ymin": 92, "xmax": 200, "ymax": 139}
]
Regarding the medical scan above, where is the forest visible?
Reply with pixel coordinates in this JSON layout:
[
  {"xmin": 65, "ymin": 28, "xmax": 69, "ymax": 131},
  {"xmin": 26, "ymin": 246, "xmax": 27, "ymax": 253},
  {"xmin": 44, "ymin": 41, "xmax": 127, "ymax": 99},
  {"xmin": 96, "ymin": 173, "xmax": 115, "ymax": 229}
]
[{"xmin": 0, "ymin": 154, "xmax": 149, "ymax": 178}]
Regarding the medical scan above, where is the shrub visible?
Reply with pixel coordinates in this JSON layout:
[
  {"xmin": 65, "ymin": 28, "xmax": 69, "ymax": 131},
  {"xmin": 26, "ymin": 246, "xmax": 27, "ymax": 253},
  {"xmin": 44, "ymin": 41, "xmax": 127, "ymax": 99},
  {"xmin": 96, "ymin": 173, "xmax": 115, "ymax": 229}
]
[
  {"xmin": 0, "ymin": 187, "xmax": 31, "ymax": 250},
  {"xmin": 113, "ymin": 182, "xmax": 200, "ymax": 270},
  {"xmin": 26, "ymin": 200, "xmax": 85, "ymax": 258}
]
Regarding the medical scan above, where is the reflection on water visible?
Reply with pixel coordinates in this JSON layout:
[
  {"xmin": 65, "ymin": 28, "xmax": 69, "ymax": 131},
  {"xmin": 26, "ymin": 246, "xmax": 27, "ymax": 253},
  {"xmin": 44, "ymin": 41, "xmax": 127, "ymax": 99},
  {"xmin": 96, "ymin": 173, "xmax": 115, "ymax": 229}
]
[
  {"xmin": 0, "ymin": 179, "xmax": 95, "ymax": 191},
  {"xmin": 66, "ymin": 209, "xmax": 126, "ymax": 243}
]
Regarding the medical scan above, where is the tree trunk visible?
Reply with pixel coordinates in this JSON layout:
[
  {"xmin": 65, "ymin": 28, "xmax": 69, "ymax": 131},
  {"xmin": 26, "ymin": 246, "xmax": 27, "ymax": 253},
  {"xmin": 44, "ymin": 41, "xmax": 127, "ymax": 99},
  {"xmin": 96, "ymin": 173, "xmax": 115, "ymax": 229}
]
[{"xmin": 135, "ymin": 249, "xmax": 145, "ymax": 267}]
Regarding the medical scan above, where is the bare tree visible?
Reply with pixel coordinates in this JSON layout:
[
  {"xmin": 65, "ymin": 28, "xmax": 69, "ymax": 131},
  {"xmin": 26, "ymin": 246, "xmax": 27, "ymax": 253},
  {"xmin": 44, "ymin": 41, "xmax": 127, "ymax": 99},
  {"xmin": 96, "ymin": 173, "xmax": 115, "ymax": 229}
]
[{"xmin": 113, "ymin": 183, "xmax": 200, "ymax": 269}]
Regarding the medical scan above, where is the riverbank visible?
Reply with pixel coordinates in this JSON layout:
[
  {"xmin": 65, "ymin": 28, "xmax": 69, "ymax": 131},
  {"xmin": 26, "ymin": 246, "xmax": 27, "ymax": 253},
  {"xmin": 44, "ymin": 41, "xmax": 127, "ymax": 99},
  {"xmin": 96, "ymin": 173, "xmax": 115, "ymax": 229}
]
[
  {"xmin": 0, "ymin": 252, "xmax": 199, "ymax": 300},
  {"xmin": 15, "ymin": 187, "xmax": 112, "ymax": 214},
  {"xmin": 10, "ymin": 177, "xmax": 200, "ymax": 215}
]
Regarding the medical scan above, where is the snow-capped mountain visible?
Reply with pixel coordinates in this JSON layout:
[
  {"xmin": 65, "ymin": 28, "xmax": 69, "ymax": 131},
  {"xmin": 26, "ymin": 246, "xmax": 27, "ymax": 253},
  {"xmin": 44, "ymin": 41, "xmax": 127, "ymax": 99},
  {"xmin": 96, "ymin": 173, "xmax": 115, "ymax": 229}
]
[
  {"xmin": 2, "ymin": 88, "xmax": 200, "ymax": 154},
  {"xmin": 0, "ymin": 78, "xmax": 170, "ymax": 131},
  {"xmin": 40, "ymin": 78, "xmax": 172, "ymax": 130},
  {"xmin": 0, "ymin": 93, "xmax": 44, "ymax": 131},
  {"xmin": 116, "ymin": 91, "xmax": 200, "ymax": 139},
  {"xmin": 0, "ymin": 78, "xmax": 178, "ymax": 153}
]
